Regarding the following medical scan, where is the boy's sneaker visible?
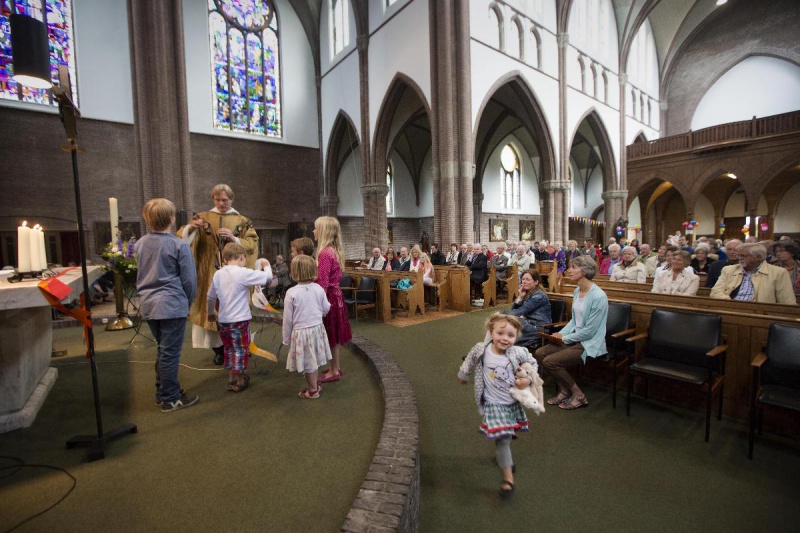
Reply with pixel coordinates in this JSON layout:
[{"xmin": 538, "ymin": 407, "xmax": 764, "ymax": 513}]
[
  {"xmin": 155, "ymin": 388, "xmax": 185, "ymax": 406},
  {"xmin": 161, "ymin": 393, "xmax": 199, "ymax": 413}
]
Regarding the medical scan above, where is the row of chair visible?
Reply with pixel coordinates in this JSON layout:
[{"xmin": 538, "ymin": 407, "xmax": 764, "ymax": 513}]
[{"xmin": 539, "ymin": 301, "xmax": 799, "ymax": 458}]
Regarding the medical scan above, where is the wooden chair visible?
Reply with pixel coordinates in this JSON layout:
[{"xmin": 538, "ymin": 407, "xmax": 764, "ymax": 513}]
[
  {"xmin": 749, "ymin": 323, "xmax": 800, "ymax": 459},
  {"xmin": 626, "ymin": 308, "xmax": 728, "ymax": 442},
  {"xmin": 342, "ymin": 275, "xmax": 378, "ymax": 321}
]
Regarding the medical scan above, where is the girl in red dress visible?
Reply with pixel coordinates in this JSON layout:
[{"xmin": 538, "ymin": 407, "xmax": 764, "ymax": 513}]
[{"xmin": 314, "ymin": 216, "xmax": 352, "ymax": 383}]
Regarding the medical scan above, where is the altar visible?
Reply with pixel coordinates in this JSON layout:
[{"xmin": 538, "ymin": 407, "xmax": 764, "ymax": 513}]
[{"xmin": 0, "ymin": 267, "xmax": 100, "ymax": 433}]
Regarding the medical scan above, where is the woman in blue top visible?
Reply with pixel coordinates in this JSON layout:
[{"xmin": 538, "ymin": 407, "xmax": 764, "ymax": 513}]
[
  {"xmin": 534, "ymin": 255, "xmax": 608, "ymax": 410},
  {"xmin": 503, "ymin": 269, "xmax": 551, "ymax": 348}
]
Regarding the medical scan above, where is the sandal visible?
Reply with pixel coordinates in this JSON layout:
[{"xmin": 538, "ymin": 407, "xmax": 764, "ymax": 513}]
[
  {"xmin": 547, "ymin": 392, "xmax": 572, "ymax": 406},
  {"xmin": 299, "ymin": 386, "xmax": 321, "ymax": 399},
  {"xmin": 227, "ymin": 374, "xmax": 250, "ymax": 392},
  {"xmin": 559, "ymin": 396, "xmax": 589, "ymax": 410},
  {"xmin": 499, "ymin": 481, "xmax": 515, "ymax": 499}
]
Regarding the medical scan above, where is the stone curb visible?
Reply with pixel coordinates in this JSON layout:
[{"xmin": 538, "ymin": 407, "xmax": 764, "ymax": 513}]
[{"xmin": 343, "ymin": 334, "xmax": 420, "ymax": 533}]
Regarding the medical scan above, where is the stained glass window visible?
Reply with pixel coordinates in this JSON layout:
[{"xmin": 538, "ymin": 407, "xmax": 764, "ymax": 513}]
[
  {"xmin": 500, "ymin": 144, "xmax": 520, "ymax": 210},
  {"xmin": 386, "ymin": 162, "xmax": 394, "ymax": 215},
  {"xmin": 208, "ymin": 0, "xmax": 281, "ymax": 137},
  {"xmin": 0, "ymin": 0, "xmax": 77, "ymax": 106}
]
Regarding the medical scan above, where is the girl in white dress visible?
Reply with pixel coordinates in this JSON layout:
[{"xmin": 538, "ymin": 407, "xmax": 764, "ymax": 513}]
[{"xmin": 282, "ymin": 255, "xmax": 332, "ymax": 399}]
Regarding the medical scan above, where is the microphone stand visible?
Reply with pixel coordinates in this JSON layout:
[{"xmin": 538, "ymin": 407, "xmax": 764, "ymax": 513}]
[{"xmin": 53, "ymin": 67, "xmax": 137, "ymax": 462}]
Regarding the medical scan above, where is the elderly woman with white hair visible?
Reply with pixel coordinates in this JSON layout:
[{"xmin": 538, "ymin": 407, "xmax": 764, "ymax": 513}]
[
  {"xmin": 535, "ymin": 255, "xmax": 608, "ymax": 410},
  {"xmin": 652, "ymin": 250, "xmax": 699, "ymax": 295},
  {"xmin": 599, "ymin": 243, "xmax": 622, "ymax": 275},
  {"xmin": 690, "ymin": 242, "xmax": 712, "ymax": 274},
  {"xmin": 510, "ymin": 244, "xmax": 532, "ymax": 282},
  {"xmin": 609, "ymin": 246, "xmax": 647, "ymax": 283}
]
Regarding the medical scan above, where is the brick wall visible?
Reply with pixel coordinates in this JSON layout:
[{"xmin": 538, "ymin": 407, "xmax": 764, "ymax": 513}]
[
  {"xmin": 340, "ymin": 217, "xmax": 435, "ymax": 259},
  {"xmin": 1, "ymin": 107, "xmax": 321, "ymax": 261}
]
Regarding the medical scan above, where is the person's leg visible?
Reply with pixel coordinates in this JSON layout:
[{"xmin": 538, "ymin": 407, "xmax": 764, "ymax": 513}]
[
  {"xmin": 236, "ymin": 322, "xmax": 250, "ymax": 386},
  {"xmin": 156, "ymin": 318, "xmax": 186, "ymax": 403},
  {"xmin": 541, "ymin": 344, "xmax": 588, "ymax": 406},
  {"xmin": 147, "ymin": 320, "xmax": 163, "ymax": 404},
  {"xmin": 495, "ymin": 437, "xmax": 515, "ymax": 496}
]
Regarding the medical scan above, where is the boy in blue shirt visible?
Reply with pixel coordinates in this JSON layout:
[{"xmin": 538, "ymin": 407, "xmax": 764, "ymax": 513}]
[{"xmin": 135, "ymin": 198, "xmax": 199, "ymax": 412}]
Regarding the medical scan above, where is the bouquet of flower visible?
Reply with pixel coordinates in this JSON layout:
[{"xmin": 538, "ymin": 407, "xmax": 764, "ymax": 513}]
[{"xmin": 102, "ymin": 237, "xmax": 137, "ymax": 285}]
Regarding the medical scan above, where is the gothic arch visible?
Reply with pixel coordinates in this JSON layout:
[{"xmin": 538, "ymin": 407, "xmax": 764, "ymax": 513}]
[
  {"xmin": 568, "ymin": 108, "xmax": 618, "ymax": 193},
  {"xmin": 472, "ymin": 72, "xmax": 557, "ymax": 199},
  {"xmin": 324, "ymin": 110, "xmax": 361, "ymax": 200}
]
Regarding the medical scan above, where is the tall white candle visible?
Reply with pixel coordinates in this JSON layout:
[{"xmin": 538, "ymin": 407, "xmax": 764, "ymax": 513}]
[
  {"xmin": 109, "ymin": 197, "xmax": 119, "ymax": 242},
  {"xmin": 29, "ymin": 224, "xmax": 41, "ymax": 272},
  {"xmin": 17, "ymin": 221, "xmax": 31, "ymax": 272},
  {"xmin": 38, "ymin": 227, "xmax": 48, "ymax": 270}
]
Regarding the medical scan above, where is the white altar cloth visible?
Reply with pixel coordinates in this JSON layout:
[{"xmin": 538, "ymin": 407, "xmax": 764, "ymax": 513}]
[{"xmin": 0, "ymin": 266, "xmax": 101, "ymax": 433}]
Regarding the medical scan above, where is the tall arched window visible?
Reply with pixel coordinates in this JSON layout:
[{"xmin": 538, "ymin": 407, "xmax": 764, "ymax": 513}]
[
  {"xmin": 0, "ymin": 0, "xmax": 77, "ymax": 106},
  {"xmin": 331, "ymin": 0, "xmax": 349, "ymax": 56},
  {"xmin": 500, "ymin": 144, "xmax": 520, "ymax": 210},
  {"xmin": 209, "ymin": 0, "xmax": 281, "ymax": 137},
  {"xmin": 386, "ymin": 162, "xmax": 394, "ymax": 215}
]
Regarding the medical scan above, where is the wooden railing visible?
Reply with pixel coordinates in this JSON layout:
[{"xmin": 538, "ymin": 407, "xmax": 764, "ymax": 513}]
[{"xmin": 627, "ymin": 110, "xmax": 800, "ymax": 159}]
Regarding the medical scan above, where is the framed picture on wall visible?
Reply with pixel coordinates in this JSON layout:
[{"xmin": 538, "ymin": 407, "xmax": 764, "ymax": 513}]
[
  {"xmin": 489, "ymin": 219, "xmax": 508, "ymax": 242},
  {"xmin": 519, "ymin": 220, "xmax": 535, "ymax": 241},
  {"xmin": 94, "ymin": 222, "xmax": 141, "ymax": 253}
]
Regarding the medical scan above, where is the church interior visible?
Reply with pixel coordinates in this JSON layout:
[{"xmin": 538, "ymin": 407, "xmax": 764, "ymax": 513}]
[{"xmin": 1, "ymin": 0, "xmax": 799, "ymax": 531}]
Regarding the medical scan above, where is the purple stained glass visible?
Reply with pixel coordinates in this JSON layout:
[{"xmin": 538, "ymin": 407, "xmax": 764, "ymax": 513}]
[
  {"xmin": 0, "ymin": 0, "xmax": 76, "ymax": 106},
  {"xmin": 209, "ymin": 0, "xmax": 280, "ymax": 137}
]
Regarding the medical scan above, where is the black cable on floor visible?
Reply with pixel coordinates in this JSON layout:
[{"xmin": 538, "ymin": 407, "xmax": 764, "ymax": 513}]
[{"xmin": 0, "ymin": 456, "xmax": 77, "ymax": 533}]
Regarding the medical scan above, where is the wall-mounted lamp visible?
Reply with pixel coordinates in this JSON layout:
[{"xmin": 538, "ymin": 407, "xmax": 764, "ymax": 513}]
[
  {"xmin": 726, "ymin": 173, "xmax": 737, "ymax": 180},
  {"xmin": 10, "ymin": 14, "xmax": 52, "ymax": 89}
]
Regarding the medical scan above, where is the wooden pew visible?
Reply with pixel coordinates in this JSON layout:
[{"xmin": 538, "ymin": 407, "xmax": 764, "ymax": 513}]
[
  {"xmin": 388, "ymin": 269, "xmax": 425, "ymax": 318},
  {"xmin": 500, "ymin": 263, "xmax": 519, "ymax": 303},
  {"xmin": 437, "ymin": 266, "xmax": 471, "ymax": 312},
  {"xmin": 482, "ymin": 265, "xmax": 497, "ymax": 309},
  {"xmin": 585, "ymin": 277, "xmax": 712, "ymax": 297},
  {"xmin": 535, "ymin": 260, "xmax": 554, "ymax": 288},
  {"xmin": 545, "ymin": 289, "xmax": 800, "ymax": 436},
  {"xmin": 428, "ymin": 268, "xmax": 450, "ymax": 312}
]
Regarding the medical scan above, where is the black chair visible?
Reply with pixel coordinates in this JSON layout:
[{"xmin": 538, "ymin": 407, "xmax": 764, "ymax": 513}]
[
  {"xmin": 340, "ymin": 274, "xmax": 353, "ymax": 290},
  {"xmin": 540, "ymin": 298, "xmax": 567, "ymax": 335},
  {"xmin": 626, "ymin": 308, "xmax": 727, "ymax": 442},
  {"xmin": 586, "ymin": 302, "xmax": 635, "ymax": 408},
  {"xmin": 342, "ymin": 276, "xmax": 378, "ymax": 321},
  {"xmin": 749, "ymin": 323, "xmax": 800, "ymax": 459}
]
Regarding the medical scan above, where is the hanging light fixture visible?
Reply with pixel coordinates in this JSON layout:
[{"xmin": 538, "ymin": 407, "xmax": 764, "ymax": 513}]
[{"xmin": 10, "ymin": 13, "xmax": 53, "ymax": 90}]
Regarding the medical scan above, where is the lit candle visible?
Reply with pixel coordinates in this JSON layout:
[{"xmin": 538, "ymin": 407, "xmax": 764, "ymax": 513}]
[
  {"xmin": 30, "ymin": 224, "xmax": 41, "ymax": 272},
  {"xmin": 109, "ymin": 197, "xmax": 119, "ymax": 243},
  {"xmin": 17, "ymin": 221, "xmax": 31, "ymax": 272},
  {"xmin": 38, "ymin": 226, "xmax": 47, "ymax": 270}
]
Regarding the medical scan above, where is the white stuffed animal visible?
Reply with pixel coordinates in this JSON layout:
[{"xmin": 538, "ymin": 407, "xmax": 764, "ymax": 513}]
[{"xmin": 508, "ymin": 362, "xmax": 545, "ymax": 415}]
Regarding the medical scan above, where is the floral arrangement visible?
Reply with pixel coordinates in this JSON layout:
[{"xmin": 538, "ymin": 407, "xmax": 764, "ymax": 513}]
[{"xmin": 102, "ymin": 237, "xmax": 137, "ymax": 284}]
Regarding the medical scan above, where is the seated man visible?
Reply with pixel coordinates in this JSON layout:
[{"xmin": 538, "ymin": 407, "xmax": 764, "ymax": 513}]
[
  {"xmin": 490, "ymin": 244, "xmax": 509, "ymax": 281},
  {"xmin": 366, "ymin": 247, "xmax": 386, "ymax": 270},
  {"xmin": 466, "ymin": 242, "xmax": 488, "ymax": 300},
  {"xmin": 705, "ymin": 239, "xmax": 740, "ymax": 287},
  {"xmin": 710, "ymin": 242, "xmax": 795, "ymax": 304},
  {"xmin": 429, "ymin": 243, "xmax": 446, "ymax": 266},
  {"xmin": 458, "ymin": 243, "xmax": 472, "ymax": 266}
]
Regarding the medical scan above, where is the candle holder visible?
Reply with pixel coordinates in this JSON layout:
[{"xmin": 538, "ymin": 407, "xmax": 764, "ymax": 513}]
[{"xmin": 106, "ymin": 271, "xmax": 134, "ymax": 330}]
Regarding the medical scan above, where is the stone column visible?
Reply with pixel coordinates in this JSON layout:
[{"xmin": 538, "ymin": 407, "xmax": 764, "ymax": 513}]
[
  {"xmin": 320, "ymin": 195, "xmax": 339, "ymax": 217},
  {"xmin": 602, "ymin": 190, "xmax": 628, "ymax": 243},
  {"xmin": 362, "ymin": 184, "xmax": 389, "ymax": 255},
  {"xmin": 543, "ymin": 180, "xmax": 570, "ymax": 242},
  {"xmin": 557, "ymin": 32, "xmax": 569, "ymax": 245}
]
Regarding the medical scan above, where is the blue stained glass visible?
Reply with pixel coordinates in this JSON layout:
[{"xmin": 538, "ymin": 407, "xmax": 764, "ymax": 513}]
[{"xmin": 209, "ymin": 0, "xmax": 280, "ymax": 137}]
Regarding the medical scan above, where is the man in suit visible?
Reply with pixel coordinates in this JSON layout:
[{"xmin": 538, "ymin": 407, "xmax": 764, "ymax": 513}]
[
  {"xmin": 458, "ymin": 243, "xmax": 473, "ymax": 266},
  {"xmin": 429, "ymin": 243, "xmax": 446, "ymax": 266},
  {"xmin": 398, "ymin": 246, "xmax": 410, "ymax": 271},
  {"xmin": 366, "ymin": 247, "xmax": 385, "ymax": 270},
  {"xmin": 467, "ymin": 242, "xmax": 488, "ymax": 300}
]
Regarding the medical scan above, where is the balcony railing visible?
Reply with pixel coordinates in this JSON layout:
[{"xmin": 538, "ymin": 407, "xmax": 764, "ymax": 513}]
[{"xmin": 627, "ymin": 110, "xmax": 800, "ymax": 159}]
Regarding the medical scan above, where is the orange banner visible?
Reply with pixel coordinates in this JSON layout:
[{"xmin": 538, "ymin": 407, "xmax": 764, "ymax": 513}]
[{"xmin": 38, "ymin": 267, "xmax": 93, "ymax": 358}]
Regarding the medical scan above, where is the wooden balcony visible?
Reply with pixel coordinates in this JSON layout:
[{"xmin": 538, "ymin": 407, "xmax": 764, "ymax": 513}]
[{"xmin": 627, "ymin": 111, "xmax": 800, "ymax": 160}]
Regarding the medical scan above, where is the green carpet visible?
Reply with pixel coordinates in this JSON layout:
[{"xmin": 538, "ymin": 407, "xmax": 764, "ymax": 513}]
[
  {"xmin": 0, "ymin": 323, "xmax": 381, "ymax": 532},
  {"xmin": 352, "ymin": 308, "xmax": 800, "ymax": 532}
]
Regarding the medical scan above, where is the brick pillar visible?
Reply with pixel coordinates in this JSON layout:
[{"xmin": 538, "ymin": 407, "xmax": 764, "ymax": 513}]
[
  {"xmin": 543, "ymin": 180, "xmax": 570, "ymax": 242},
  {"xmin": 320, "ymin": 195, "xmax": 339, "ymax": 217},
  {"xmin": 362, "ymin": 184, "xmax": 389, "ymax": 256},
  {"xmin": 430, "ymin": 0, "xmax": 472, "ymax": 246},
  {"xmin": 602, "ymin": 190, "xmax": 628, "ymax": 243}
]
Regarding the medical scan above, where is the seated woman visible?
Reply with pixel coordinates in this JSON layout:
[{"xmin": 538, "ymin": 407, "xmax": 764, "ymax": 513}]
[
  {"xmin": 550, "ymin": 240, "xmax": 567, "ymax": 273},
  {"xmin": 534, "ymin": 255, "xmax": 608, "ymax": 410},
  {"xmin": 503, "ymin": 269, "xmax": 551, "ymax": 348},
  {"xmin": 599, "ymin": 243, "xmax": 621, "ymax": 274},
  {"xmin": 446, "ymin": 243, "xmax": 460, "ymax": 265},
  {"xmin": 609, "ymin": 246, "xmax": 647, "ymax": 283},
  {"xmin": 651, "ymin": 250, "xmax": 699, "ymax": 295},
  {"xmin": 385, "ymin": 247, "xmax": 400, "ymax": 271},
  {"xmin": 772, "ymin": 240, "xmax": 800, "ymax": 295},
  {"xmin": 420, "ymin": 253, "xmax": 435, "ymax": 286},
  {"xmin": 509, "ymin": 244, "xmax": 532, "ymax": 282},
  {"xmin": 690, "ymin": 243, "xmax": 712, "ymax": 274}
]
